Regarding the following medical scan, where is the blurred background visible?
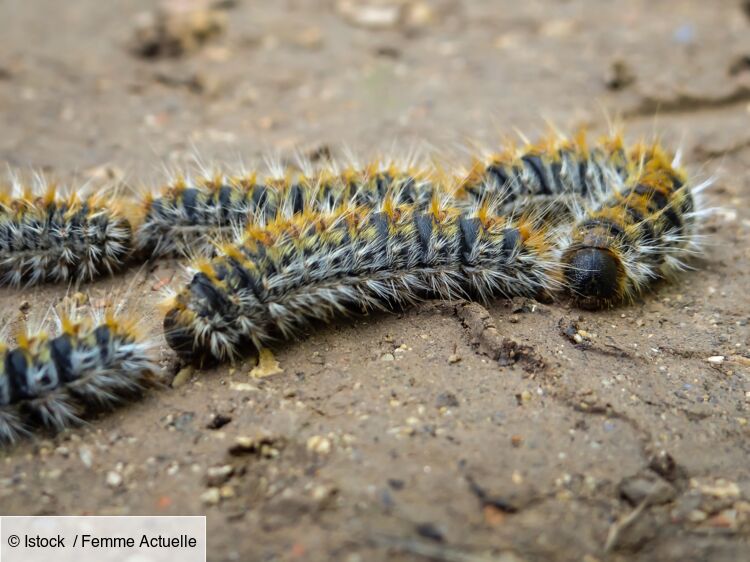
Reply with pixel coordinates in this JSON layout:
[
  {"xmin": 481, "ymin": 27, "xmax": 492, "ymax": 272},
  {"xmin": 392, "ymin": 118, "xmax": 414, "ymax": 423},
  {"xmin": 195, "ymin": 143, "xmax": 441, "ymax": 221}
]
[{"xmin": 2, "ymin": 0, "xmax": 749, "ymax": 176}]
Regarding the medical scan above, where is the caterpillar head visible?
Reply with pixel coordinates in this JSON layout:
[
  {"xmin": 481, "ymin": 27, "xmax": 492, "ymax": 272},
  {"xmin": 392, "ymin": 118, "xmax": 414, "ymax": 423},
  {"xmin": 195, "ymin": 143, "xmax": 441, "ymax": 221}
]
[
  {"xmin": 163, "ymin": 305, "xmax": 209, "ymax": 364},
  {"xmin": 162, "ymin": 280, "xmax": 230, "ymax": 367},
  {"xmin": 563, "ymin": 245, "xmax": 626, "ymax": 309},
  {"xmin": 162, "ymin": 266, "xmax": 263, "ymax": 366}
]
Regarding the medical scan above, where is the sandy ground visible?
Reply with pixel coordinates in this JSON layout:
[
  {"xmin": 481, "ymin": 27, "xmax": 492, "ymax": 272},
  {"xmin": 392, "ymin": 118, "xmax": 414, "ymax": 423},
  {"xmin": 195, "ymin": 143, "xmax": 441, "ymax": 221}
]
[{"xmin": 1, "ymin": 0, "xmax": 749, "ymax": 560}]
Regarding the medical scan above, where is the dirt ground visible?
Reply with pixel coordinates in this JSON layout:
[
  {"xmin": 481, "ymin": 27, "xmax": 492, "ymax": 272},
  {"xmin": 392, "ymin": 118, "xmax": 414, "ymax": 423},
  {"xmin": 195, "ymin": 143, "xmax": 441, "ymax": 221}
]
[{"xmin": 1, "ymin": 0, "xmax": 750, "ymax": 560}]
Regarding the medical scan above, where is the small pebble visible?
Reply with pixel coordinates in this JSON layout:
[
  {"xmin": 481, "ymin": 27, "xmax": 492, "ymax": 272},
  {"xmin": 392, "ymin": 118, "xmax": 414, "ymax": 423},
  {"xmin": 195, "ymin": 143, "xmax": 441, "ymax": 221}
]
[
  {"xmin": 106, "ymin": 471, "xmax": 123, "ymax": 488},
  {"xmin": 605, "ymin": 59, "xmax": 636, "ymax": 90},
  {"xmin": 435, "ymin": 392, "xmax": 459, "ymax": 408},
  {"xmin": 230, "ymin": 382, "xmax": 257, "ymax": 392},
  {"xmin": 388, "ymin": 479, "xmax": 405, "ymax": 490},
  {"xmin": 46, "ymin": 469, "xmax": 62, "ymax": 480},
  {"xmin": 619, "ymin": 475, "xmax": 676, "ymax": 506},
  {"xmin": 201, "ymin": 487, "xmax": 221, "ymax": 505},
  {"xmin": 695, "ymin": 478, "xmax": 740, "ymax": 498},
  {"xmin": 482, "ymin": 504, "xmax": 506, "ymax": 526},
  {"xmin": 415, "ymin": 522, "xmax": 444, "ymax": 542},
  {"xmin": 307, "ymin": 435, "xmax": 332, "ymax": 455},
  {"xmin": 79, "ymin": 446, "xmax": 94, "ymax": 468},
  {"xmin": 205, "ymin": 465, "xmax": 233, "ymax": 486},
  {"xmin": 337, "ymin": 0, "xmax": 400, "ymax": 30},
  {"xmin": 707, "ymin": 356, "xmax": 725, "ymax": 364},
  {"xmin": 705, "ymin": 510, "xmax": 737, "ymax": 529},
  {"xmin": 130, "ymin": 3, "xmax": 227, "ymax": 59},
  {"xmin": 229, "ymin": 433, "xmax": 282, "ymax": 457},
  {"xmin": 206, "ymin": 413, "xmax": 232, "ymax": 430},
  {"xmin": 311, "ymin": 485, "xmax": 334, "ymax": 501}
]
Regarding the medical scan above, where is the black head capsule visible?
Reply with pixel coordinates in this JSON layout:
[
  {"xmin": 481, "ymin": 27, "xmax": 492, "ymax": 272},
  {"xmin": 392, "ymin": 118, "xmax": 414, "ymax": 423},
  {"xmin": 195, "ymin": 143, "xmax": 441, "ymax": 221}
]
[
  {"xmin": 163, "ymin": 308, "xmax": 246, "ymax": 368},
  {"xmin": 564, "ymin": 247, "xmax": 622, "ymax": 309},
  {"xmin": 163, "ymin": 308, "xmax": 198, "ymax": 359},
  {"xmin": 163, "ymin": 308, "xmax": 220, "ymax": 368}
]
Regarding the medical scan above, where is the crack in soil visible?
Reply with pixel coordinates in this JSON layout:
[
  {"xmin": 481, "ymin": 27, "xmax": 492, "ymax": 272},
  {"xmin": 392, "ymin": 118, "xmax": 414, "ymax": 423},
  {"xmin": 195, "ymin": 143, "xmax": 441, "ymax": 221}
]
[
  {"xmin": 624, "ymin": 85, "xmax": 750, "ymax": 117},
  {"xmin": 693, "ymin": 136, "xmax": 750, "ymax": 159},
  {"xmin": 448, "ymin": 301, "xmax": 546, "ymax": 373}
]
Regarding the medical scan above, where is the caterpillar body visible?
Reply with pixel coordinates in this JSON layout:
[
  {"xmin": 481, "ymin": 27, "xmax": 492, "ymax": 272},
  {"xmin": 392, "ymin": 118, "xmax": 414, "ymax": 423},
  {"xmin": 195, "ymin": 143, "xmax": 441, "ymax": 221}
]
[
  {"xmin": 457, "ymin": 132, "xmax": 630, "ymax": 219},
  {"xmin": 136, "ymin": 132, "xmax": 638, "ymax": 263},
  {"xmin": 0, "ymin": 310, "xmax": 158, "ymax": 444},
  {"xmin": 162, "ymin": 199, "xmax": 561, "ymax": 362},
  {"xmin": 0, "ymin": 177, "xmax": 132, "ymax": 287},
  {"xmin": 561, "ymin": 144, "xmax": 707, "ymax": 308},
  {"xmin": 134, "ymin": 162, "xmax": 437, "ymax": 259}
]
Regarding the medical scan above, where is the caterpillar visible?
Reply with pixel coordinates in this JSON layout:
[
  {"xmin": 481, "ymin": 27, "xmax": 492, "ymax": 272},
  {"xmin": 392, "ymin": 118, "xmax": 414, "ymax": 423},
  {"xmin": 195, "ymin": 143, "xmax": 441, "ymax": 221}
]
[
  {"xmin": 455, "ymin": 131, "xmax": 631, "ymax": 219},
  {"xmin": 162, "ymin": 197, "xmax": 562, "ymax": 362},
  {"xmin": 0, "ymin": 307, "xmax": 159, "ymax": 444},
  {"xmin": 0, "ymin": 174, "xmax": 132, "ymax": 287},
  {"xmin": 133, "ymin": 160, "xmax": 437, "ymax": 259},
  {"xmin": 132, "ymin": 131, "xmax": 629, "ymax": 264},
  {"xmin": 560, "ymin": 143, "xmax": 709, "ymax": 308}
]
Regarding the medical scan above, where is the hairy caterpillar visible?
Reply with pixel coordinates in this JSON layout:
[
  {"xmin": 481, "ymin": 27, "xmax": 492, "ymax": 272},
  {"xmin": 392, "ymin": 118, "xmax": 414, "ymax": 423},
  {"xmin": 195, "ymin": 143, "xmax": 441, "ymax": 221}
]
[
  {"xmin": 162, "ymin": 197, "xmax": 561, "ymax": 362},
  {"xmin": 135, "ymin": 132, "xmax": 635, "ymax": 263},
  {"xmin": 456, "ymin": 132, "xmax": 630, "ymax": 218},
  {"xmin": 560, "ymin": 143, "xmax": 708, "ymax": 308},
  {"xmin": 0, "ymin": 308, "xmax": 159, "ymax": 444},
  {"xmin": 133, "ymin": 160, "xmax": 437, "ymax": 259},
  {"xmin": 0, "ymin": 175, "xmax": 132, "ymax": 287}
]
